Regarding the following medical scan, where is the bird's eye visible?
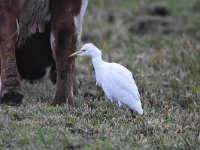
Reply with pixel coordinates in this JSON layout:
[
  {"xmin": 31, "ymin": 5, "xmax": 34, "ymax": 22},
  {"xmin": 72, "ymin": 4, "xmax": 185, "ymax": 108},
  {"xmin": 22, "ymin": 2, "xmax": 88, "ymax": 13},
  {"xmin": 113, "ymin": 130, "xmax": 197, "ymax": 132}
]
[{"xmin": 82, "ymin": 49, "xmax": 86, "ymax": 52}]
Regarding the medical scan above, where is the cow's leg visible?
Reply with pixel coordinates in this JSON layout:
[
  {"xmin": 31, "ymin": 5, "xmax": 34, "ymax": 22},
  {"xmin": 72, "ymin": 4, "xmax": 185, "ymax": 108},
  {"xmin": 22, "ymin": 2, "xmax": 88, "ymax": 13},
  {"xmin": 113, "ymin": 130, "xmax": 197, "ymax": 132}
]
[
  {"xmin": 0, "ymin": 0, "xmax": 23, "ymax": 105},
  {"xmin": 50, "ymin": 0, "xmax": 79, "ymax": 106}
]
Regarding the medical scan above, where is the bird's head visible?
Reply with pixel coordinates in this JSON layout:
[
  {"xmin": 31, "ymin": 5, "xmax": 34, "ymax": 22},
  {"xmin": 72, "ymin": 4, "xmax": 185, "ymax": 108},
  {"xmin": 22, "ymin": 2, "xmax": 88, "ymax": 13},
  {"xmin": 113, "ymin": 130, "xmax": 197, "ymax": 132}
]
[{"xmin": 69, "ymin": 43, "xmax": 102, "ymax": 58}]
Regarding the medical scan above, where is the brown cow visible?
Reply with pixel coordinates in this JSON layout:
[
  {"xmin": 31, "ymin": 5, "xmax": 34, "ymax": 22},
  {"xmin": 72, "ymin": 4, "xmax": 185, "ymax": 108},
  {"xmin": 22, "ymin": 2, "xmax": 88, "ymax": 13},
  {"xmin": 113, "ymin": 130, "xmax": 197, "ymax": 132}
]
[{"xmin": 0, "ymin": 0, "xmax": 88, "ymax": 106}]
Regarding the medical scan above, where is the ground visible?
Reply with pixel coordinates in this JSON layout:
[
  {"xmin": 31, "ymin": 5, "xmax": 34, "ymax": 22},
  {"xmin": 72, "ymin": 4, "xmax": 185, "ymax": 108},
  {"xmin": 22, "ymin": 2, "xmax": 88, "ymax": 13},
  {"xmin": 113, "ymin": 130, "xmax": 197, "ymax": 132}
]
[{"xmin": 0, "ymin": 0, "xmax": 200, "ymax": 149}]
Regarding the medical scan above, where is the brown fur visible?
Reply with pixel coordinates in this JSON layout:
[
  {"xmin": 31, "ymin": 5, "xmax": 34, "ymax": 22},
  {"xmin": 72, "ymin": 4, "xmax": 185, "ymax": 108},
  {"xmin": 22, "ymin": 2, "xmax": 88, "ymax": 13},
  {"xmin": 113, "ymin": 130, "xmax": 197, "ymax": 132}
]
[
  {"xmin": 18, "ymin": 0, "xmax": 50, "ymax": 45},
  {"xmin": 0, "ymin": 0, "xmax": 85, "ymax": 106}
]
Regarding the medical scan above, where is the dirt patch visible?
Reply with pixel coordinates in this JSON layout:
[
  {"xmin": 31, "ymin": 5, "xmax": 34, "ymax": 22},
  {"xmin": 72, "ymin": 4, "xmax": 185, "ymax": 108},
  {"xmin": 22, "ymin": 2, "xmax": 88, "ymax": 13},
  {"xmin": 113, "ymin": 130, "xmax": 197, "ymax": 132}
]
[
  {"xmin": 191, "ymin": 0, "xmax": 200, "ymax": 12},
  {"xmin": 147, "ymin": 4, "xmax": 171, "ymax": 17},
  {"xmin": 102, "ymin": 8, "xmax": 179, "ymax": 36},
  {"xmin": 102, "ymin": 4, "xmax": 200, "ymax": 38},
  {"xmin": 129, "ymin": 17, "xmax": 179, "ymax": 35}
]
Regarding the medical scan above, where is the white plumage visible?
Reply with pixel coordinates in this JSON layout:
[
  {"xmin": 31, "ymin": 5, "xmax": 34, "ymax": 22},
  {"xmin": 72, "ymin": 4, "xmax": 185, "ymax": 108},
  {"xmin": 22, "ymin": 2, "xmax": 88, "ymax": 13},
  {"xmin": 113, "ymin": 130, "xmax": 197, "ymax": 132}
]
[{"xmin": 69, "ymin": 43, "xmax": 143, "ymax": 115}]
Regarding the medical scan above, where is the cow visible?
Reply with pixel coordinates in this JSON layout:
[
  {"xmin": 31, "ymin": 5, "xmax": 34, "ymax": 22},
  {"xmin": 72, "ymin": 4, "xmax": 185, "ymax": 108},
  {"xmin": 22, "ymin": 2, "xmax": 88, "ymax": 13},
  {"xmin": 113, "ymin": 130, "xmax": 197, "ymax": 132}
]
[{"xmin": 0, "ymin": 0, "xmax": 88, "ymax": 106}]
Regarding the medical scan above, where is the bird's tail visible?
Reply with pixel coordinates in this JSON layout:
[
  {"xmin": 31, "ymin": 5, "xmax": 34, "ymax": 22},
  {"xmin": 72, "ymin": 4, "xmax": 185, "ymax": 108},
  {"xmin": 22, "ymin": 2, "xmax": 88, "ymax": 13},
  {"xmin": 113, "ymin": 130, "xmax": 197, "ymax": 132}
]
[
  {"xmin": 135, "ymin": 106, "xmax": 143, "ymax": 115},
  {"xmin": 132, "ymin": 101, "xmax": 143, "ymax": 115}
]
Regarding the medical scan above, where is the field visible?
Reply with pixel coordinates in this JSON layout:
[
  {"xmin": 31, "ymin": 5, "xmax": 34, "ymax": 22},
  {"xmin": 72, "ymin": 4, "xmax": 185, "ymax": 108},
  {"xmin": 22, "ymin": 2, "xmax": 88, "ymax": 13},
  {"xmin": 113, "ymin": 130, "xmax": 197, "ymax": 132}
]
[{"xmin": 0, "ymin": 0, "xmax": 200, "ymax": 149}]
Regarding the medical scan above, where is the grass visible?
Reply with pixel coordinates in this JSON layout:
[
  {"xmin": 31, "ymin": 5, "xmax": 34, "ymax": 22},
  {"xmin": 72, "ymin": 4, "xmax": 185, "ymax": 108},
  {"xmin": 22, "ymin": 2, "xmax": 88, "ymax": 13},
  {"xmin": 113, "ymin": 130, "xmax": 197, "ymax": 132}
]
[{"xmin": 0, "ymin": 0, "xmax": 200, "ymax": 149}]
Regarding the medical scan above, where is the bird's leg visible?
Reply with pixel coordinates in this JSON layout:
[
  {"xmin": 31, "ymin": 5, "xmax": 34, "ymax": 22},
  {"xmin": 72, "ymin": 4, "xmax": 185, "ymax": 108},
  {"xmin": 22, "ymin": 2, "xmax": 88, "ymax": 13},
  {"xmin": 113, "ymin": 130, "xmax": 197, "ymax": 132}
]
[
  {"xmin": 129, "ymin": 109, "xmax": 136, "ymax": 119},
  {"xmin": 116, "ymin": 108, "xmax": 119, "ymax": 118},
  {"xmin": 96, "ymin": 82, "xmax": 104, "ymax": 95}
]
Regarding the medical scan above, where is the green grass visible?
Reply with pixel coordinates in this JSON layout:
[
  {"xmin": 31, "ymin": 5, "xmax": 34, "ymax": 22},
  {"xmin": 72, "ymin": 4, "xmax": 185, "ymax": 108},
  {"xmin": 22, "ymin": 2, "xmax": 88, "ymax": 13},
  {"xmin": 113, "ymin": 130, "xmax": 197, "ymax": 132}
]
[{"xmin": 1, "ymin": 0, "xmax": 200, "ymax": 149}]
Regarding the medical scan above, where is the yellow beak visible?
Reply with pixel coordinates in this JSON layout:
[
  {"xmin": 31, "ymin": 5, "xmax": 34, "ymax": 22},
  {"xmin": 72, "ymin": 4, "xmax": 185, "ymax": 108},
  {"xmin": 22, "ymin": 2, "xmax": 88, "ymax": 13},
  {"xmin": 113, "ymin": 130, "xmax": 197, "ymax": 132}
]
[{"xmin": 68, "ymin": 50, "xmax": 83, "ymax": 58}]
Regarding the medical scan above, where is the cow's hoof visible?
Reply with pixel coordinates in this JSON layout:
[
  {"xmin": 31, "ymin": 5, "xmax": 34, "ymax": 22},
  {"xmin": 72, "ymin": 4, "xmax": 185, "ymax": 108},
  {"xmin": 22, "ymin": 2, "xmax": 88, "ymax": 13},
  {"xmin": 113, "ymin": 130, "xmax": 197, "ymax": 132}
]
[{"xmin": 0, "ymin": 88, "xmax": 24, "ymax": 106}]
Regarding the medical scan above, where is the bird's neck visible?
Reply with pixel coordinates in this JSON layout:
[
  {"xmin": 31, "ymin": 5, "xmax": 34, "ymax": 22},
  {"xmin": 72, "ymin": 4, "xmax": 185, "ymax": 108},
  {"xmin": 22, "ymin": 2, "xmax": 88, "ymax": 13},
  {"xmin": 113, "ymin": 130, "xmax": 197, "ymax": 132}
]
[
  {"xmin": 91, "ymin": 56, "xmax": 105, "ymax": 86},
  {"xmin": 91, "ymin": 56, "xmax": 104, "ymax": 71}
]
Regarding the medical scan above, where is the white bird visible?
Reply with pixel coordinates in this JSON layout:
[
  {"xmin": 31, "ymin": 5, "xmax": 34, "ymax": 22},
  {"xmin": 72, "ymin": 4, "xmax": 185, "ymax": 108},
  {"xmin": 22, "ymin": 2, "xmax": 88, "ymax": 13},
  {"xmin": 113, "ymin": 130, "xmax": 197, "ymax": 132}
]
[{"xmin": 69, "ymin": 43, "xmax": 143, "ymax": 115}]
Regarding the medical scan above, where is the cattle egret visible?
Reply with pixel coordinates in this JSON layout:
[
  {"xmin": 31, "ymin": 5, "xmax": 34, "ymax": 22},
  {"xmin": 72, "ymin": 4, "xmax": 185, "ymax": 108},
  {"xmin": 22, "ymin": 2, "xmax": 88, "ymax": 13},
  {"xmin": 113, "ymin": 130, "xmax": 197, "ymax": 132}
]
[{"xmin": 69, "ymin": 43, "xmax": 143, "ymax": 115}]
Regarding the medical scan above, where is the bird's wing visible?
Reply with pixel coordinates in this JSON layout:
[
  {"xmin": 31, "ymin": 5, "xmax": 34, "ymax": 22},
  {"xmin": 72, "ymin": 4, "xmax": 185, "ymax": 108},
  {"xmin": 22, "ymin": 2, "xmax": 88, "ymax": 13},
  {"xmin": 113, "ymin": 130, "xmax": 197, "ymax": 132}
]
[
  {"xmin": 108, "ymin": 63, "xmax": 140, "ymax": 99},
  {"xmin": 101, "ymin": 63, "xmax": 140, "ymax": 102},
  {"xmin": 101, "ymin": 66, "xmax": 143, "ymax": 114},
  {"xmin": 101, "ymin": 70, "xmax": 118, "ymax": 101},
  {"xmin": 109, "ymin": 63, "xmax": 133, "ymax": 79}
]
